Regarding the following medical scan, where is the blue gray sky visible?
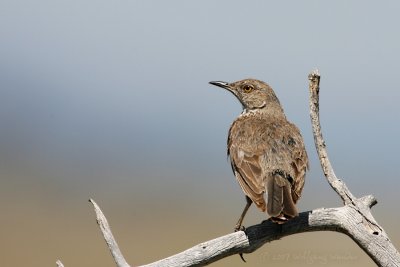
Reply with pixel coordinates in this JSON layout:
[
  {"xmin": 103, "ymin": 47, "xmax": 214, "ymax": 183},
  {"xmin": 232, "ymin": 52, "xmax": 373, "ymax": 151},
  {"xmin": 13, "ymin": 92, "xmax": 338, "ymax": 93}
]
[{"xmin": 0, "ymin": 1, "xmax": 399, "ymax": 266}]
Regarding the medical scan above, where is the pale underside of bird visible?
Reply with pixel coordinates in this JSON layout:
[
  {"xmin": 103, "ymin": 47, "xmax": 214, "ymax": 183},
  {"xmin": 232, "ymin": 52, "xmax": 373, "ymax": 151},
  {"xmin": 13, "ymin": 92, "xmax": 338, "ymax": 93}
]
[{"xmin": 210, "ymin": 78, "xmax": 308, "ymax": 230}]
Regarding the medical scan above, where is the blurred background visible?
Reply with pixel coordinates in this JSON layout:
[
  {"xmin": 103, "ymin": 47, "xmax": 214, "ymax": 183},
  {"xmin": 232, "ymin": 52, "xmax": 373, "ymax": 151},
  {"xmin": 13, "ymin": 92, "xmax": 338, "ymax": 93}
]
[{"xmin": 1, "ymin": 1, "xmax": 399, "ymax": 266}]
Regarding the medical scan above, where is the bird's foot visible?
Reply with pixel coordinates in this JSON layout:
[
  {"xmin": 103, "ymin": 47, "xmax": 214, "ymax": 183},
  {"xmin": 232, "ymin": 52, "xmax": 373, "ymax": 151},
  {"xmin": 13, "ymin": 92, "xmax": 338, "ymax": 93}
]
[
  {"xmin": 234, "ymin": 225, "xmax": 247, "ymax": 262},
  {"xmin": 233, "ymin": 225, "xmax": 246, "ymax": 262},
  {"xmin": 270, "ymin": 215, "xmax": 289, "ymax": 224},
  {"xmin": 239, "ymin": 253, "xmax": 247, "ymax": 263},
  {"xmin": 234, "ymin": 225, "xmax": 246, "ymax": 232}
]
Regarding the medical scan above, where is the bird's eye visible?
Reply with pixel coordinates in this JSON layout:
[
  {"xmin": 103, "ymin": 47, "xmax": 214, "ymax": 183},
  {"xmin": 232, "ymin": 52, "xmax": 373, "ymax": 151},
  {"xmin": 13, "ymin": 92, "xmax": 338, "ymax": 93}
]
[{"xmin": 242, "ymin": 85, "xmax": 254, "ymax": 93}]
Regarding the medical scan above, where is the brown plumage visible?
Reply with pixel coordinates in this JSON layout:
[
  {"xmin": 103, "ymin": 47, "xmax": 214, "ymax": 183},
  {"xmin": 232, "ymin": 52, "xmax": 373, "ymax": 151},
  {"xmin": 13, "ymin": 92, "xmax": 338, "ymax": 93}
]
[{"xmin": 210, "ymin": 79, "xmax": 308, "ymax": 229}]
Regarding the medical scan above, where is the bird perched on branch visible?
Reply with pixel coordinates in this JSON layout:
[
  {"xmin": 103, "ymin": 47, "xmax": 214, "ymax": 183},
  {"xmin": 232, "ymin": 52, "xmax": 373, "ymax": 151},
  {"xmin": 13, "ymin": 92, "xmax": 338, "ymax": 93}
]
[{"xmin": 210, "ymin": 79, "xmax": 308, "ymax": 230}]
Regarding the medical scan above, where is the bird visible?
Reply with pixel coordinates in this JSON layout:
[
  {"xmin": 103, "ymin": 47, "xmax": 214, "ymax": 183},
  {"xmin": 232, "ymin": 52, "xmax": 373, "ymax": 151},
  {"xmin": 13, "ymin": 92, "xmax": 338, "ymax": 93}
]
[{"xmin": 209, "ymin": 79, "xmax": 308, "ymax": 230}]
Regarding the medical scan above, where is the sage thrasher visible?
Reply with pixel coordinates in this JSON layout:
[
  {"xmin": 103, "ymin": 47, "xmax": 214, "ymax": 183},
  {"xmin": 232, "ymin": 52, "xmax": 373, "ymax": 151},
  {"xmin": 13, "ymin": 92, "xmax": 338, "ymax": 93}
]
[{"xmin": 210, "ymin": 79, "xmax": 308, "ymax": 230}]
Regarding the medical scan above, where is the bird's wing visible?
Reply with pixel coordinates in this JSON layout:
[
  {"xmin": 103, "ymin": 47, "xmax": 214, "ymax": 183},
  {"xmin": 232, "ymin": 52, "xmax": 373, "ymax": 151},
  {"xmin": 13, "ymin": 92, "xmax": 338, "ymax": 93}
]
[
  {"xmin": 280, "ymin": 122, "xmax": 309, "ymax": 203},
  {"xmin": 229, "ymin": 150, "xmax": 267, "ymax": 211},
  {"xmin": 228, "ymin": 115, "xmax": 308, "ymax": 212}
]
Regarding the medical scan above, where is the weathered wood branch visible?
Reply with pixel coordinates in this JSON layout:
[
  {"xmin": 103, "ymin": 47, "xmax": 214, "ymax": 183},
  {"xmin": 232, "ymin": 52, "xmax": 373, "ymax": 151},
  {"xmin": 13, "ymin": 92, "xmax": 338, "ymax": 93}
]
[
  {"xmin": 57, "ymin": 70, "xmax": 400, "ymax": 267},
  {"xmin": 308, "ymin": 70, "xmax": 356, "ymax": 205},
  {"xmin": 89, "ymin": 199, "xmax": 131, "ymax": 267},
  {"xmin": 88, "ymin": 202, "xmax": 394, "ymax": 267},
  {"xmin": 307, "ymin": 70, "xmax": 400, "ymax": 266}
]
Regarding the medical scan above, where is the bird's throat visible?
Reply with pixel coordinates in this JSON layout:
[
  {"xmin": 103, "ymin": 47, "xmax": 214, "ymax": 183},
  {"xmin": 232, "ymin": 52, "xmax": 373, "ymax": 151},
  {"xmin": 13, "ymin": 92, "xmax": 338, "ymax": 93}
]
[{"xmin": 242, "ymin": 103, "xmax": 286, "ymax": 119}]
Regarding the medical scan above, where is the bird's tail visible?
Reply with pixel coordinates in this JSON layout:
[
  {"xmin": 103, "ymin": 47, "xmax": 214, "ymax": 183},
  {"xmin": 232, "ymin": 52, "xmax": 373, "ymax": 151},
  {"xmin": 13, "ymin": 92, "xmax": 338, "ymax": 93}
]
[{"xmin": 266, "ymin": 173, "xmax": 298, "ymax": 221}]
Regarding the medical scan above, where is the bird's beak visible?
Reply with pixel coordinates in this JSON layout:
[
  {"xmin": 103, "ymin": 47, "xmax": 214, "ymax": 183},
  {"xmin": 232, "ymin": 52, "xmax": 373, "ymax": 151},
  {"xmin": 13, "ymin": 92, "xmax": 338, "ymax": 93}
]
[
  {"xmin": 210, "ymin": 80, "xmax": 242, "ymax": 106},
  {"xmin": 209, "ymin": 81, "xmax": 231, "ymax": 90}
]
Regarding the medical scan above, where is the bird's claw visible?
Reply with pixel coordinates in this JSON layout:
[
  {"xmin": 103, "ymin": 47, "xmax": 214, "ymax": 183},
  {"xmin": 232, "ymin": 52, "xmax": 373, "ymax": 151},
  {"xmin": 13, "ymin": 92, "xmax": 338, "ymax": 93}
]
[
  {"xmin": 233, "ymin": 225, "xmax": 247, "ymax": 262},
  {"xmin": 239, "ymin": 253, "xmax": 247, "ymax": 262},
  {"xmin": 234, "ymin": 225, "xmax": 246, "ymax": 232}
]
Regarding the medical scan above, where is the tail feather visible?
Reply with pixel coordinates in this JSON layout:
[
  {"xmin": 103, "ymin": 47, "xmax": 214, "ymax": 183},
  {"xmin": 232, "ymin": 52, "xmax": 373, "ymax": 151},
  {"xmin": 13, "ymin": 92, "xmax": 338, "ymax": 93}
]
[
  {"xmin": 282, "ymin": 181, "xmax": 298, "ymax": 218},
  {"xmin": 266, "ymin": 174, "xmax": 298, "ymax": 219},
  {"xmin": 266, "ymin": 175, "xmax": 283, "ymax": 217}
]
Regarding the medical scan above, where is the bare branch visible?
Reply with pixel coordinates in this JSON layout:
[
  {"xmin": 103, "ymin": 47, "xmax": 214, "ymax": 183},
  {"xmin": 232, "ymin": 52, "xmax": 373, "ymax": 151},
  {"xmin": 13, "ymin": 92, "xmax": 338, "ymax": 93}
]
[
  {"xmin": 138, "ymin": 207, "xmax": 339, "ymax": 267},
  {"xmin": 86, "ymin": 198, "xmax": 400, "ymax": 266},
  {"xmin": 89, "ymin": 199, "xmax": 131, "ymax": 267},
  {"xmin": 308, "ymin": 70, "xmax": 400, "ymax": 266},
  {"xmin": 308, "ymin": 70, "xmax": 355, "ymax": 204},
  {"xmin": 138, "ymin": 204, "xmax": 397, "ymax": 266},
  {"xmin": 84, "ymin": 202, "xmax": 392, "ymax": 267}
]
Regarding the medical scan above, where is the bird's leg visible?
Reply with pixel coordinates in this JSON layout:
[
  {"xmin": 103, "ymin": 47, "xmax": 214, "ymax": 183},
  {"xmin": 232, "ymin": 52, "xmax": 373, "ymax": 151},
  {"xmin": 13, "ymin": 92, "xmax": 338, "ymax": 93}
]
[
  {"xmin": 234, "ymin": 196, "xmax": 252, "ymax": 231},
  {"xmin": 234, "ymin": 196, "xmax": 252, "ymax": 263}
]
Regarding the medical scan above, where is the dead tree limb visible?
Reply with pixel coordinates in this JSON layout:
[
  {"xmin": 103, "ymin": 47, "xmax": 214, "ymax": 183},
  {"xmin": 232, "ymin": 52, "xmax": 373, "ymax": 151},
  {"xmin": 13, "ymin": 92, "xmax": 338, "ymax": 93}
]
[
  {"xmin": 57, "ymin": 70, "xmax": 400, "ymax": 267},
  {"xmin": 89, "ymin": 199, "xmax": 131, "ymax": 267},
  {"xmin": 307, "ymin": 70, "xmax": 400, "ymax": 266},
  {"xmin": 85, "ymin": 199, "xmax": 399, "ymax": 267},
  {"xmin": 308, "ymin": 69, "xmax": 356, "ymax": 204}
]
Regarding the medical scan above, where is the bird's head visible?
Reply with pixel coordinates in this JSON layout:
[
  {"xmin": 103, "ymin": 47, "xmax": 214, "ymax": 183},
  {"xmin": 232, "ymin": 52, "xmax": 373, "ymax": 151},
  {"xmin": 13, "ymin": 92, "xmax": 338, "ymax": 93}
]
[{"xmin": 209, "ymin": 78, "xmax": 281, "ymax": 111}]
